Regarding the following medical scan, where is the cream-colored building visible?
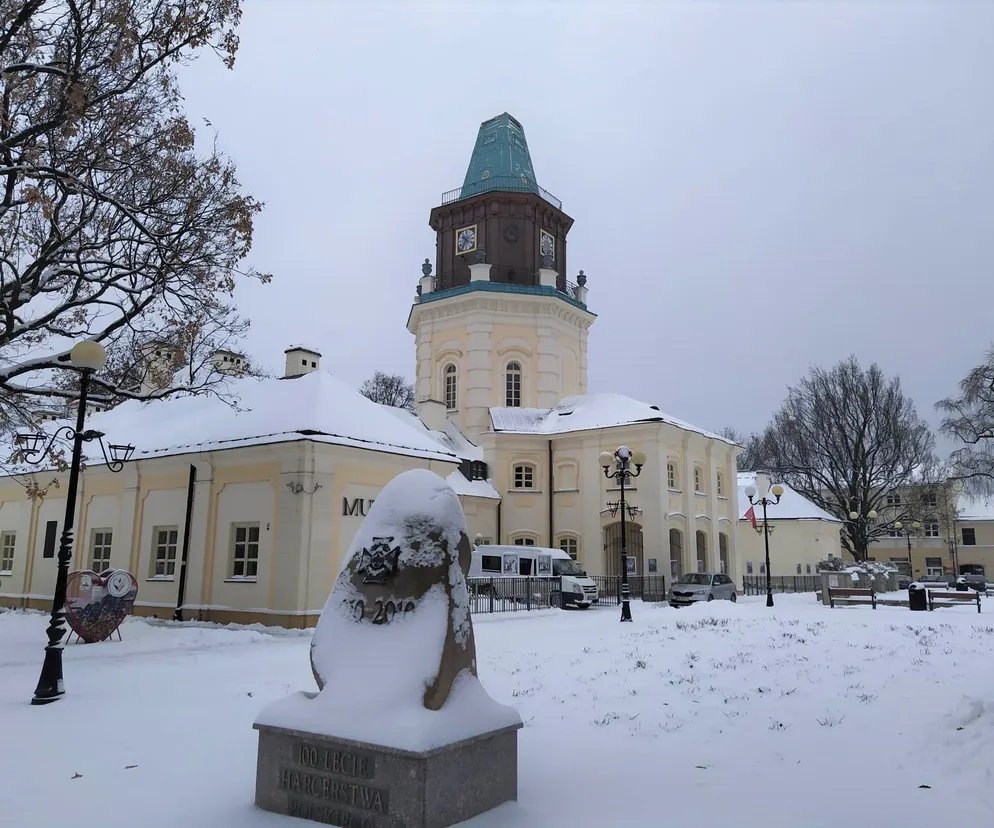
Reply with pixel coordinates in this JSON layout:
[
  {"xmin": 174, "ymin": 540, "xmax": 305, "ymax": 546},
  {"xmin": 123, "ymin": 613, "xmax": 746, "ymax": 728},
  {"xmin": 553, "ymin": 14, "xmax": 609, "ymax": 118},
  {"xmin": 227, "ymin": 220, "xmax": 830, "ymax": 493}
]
[
  {"xmin": 736, "ymin": 473, "xmax": 843, "ymax": 578},
  {"xmin": 0, "ymin": 362, "xmax": 499, "ymax": 626},
  {"xmin": 2, "ymin": 113, "xmax": 836, "ymax": 625}
]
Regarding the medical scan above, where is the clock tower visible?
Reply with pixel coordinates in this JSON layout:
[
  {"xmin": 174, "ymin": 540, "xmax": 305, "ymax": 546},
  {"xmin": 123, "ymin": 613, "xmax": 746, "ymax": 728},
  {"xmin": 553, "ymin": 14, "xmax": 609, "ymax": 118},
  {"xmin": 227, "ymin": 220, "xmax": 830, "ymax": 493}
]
[{"xmin": 408, "ymin": 113, "xmax": 595, "ymax": 438}]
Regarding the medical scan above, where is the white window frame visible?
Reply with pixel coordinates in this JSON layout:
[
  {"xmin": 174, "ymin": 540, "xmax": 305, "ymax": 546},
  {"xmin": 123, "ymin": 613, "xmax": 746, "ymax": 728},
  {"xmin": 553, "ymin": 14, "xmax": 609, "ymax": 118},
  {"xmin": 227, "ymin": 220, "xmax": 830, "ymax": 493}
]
[
  {"xmin": 716, "ymin": 472, "xmax": 724, "ymax": 497},
  {"xmin": 694, "ymin": 466, "xmax": 704, "ymax": 494},
  {"xmin": 512, "ymin": 463, "xmax": 535, "ymax": 490},
  {"xmin": 89, "ymin": 528, "xmax": 113, "ymax": 572},
  {"xmin": 443, "ymin": 363, "xmax": 458, "ymax": 411},
  {"xmin": 746, "ymin": 561, "xmax": 754, "ymax": 574},
  {"xmin": 886, "ymin": 493, "xmax": 901, "ymax": 507},
  {"xmin": 512, "ymin": 535, "xmax": 536, "ymax": 547},
  {"xmin": 558, "ymin": 535, "xmax": 580, "ymax": 561},
  {"xmin": 505, "ymin": 361, "xmax": 522, "ymax": 408},
  {"xmin": 666, "ymin": 462, "xmax": 677, "ymax": 489},
  {"xmin": 151, "ymin": 525, "xmax": 180, "ymax": 579},
  {"xmin": 923, "ymin": 522, "xmax": 940, "ymax": 538},
  {"xmin": 229, "ymin": 522, "xmax": 261, "ymax": 580},
  {"xmin": 0, "ymin": 531, "xmax": 15, "ymax": 574},
  {"xmin": 923, "ymin": 493, "xmax": 938, "ymax": 508}
]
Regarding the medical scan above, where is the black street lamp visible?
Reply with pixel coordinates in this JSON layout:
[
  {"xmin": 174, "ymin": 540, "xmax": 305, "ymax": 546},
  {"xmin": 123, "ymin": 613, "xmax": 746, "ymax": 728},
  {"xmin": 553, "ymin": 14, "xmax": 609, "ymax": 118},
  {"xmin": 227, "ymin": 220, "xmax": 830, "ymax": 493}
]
[
  {"xmin": 14, "ymin": 340, "xmax": 135, "ymax": 705},
  {"xmin": 744, "ymin": 472, "xmax": 784, "ymax": 608},
  {"xmin": 599, "ymin": 446, "xmax": 646, "ymax": 623}
]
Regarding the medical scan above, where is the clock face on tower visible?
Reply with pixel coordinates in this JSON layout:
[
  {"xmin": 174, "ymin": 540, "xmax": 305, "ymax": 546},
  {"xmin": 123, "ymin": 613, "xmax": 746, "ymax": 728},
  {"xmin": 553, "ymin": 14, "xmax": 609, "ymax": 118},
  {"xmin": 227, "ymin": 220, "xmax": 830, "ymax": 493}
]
[
  {"xmin": 540, "ymin": 230, "xmax": 555, "ymax": 262},
  {"xmin": 456, "ymin": 225, "xmax": 477, "ymax": 256}
]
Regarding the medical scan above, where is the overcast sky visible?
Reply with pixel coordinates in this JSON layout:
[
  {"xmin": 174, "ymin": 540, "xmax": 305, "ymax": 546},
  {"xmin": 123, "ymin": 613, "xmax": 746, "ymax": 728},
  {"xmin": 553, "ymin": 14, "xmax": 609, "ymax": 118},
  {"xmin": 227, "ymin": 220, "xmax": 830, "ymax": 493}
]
[{"xmin": 177, "ymin": 0, "xmax": 994, "ymax": 441}]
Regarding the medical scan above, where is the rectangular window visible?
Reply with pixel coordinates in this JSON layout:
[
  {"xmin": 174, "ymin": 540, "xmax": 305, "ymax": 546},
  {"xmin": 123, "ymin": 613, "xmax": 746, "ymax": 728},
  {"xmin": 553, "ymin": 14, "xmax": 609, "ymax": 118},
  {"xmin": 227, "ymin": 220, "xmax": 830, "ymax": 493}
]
[
  {"xmin": 481, "ymin": 554, "xmax": 501, "ymax": 573},
  {"xmin": 805, "ymin": 564, "xmax": 812, "ymax": 575},
  {"xmin": 888, "ymin": 527, "xmax": 903, "ymax": 538},
  {"xmin": 746, "ymin": 561, "xmax": 754, "ymax": 574},
  {"xmin": 43, "ymin": 520, "xmax": 58, "ymax": 558},
  {"xmin": 513, "ymin": 465, "xmax": 534, "ymax": 489},
  {"xmin": 89, "ymin": 529, "xmax": 113, "ymax": 572},
  {"xmin": 925, "ymin": 556, "xmax": 943, "ymax": 576},
  {"xmin": 559, "ymin": 536, "xmax": 579, "ymax": 560},
  {"xmin": 963, "ymin": 527, "xmax": 977, "ymax": 546},
  {"xmin": 923, "ymin": 493, "xmax": 938, "ymax": 508},
  {"xmin": 694, "ymin": 468, "xmax": 703, "ymax": 493},
  {"xmin": 513, "ymin": 537, "xmax": 535, "ymax": 546},
  {"xmin": 667, "ymin": 463, "xmax": 676, "ymax": 489},
  {"xmin": 0, "ymin": 531, "xmax": 15, "ymax": 573},
  {"xmin": 796, "ymin": 563, "xmax": 802, "ymax": 575},
  {"xmin": 151, "ymin": 526, "xmax": 180, "ymax": 578},
  {"xmin": 924, "ymin": 522, "xmax": 940, "ymax": 538},
  {"xmin": 716, "ymin": 473, "xmax": 723, "ymax": 497},
  {"xmin": 886, "ymin": 493, "xmax": 901, "ymax": 506},
  {"xmin": 230, "ymin": 523, "xmax": 260, "ymax": 579},
  {"xmin": 759, "ymin": 563, "xmax": 766, "ymax": 575}
]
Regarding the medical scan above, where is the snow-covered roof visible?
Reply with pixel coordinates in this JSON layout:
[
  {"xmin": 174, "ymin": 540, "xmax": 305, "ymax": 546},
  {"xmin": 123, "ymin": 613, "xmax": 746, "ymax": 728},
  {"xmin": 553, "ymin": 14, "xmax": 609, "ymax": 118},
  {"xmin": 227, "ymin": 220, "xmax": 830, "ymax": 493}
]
[
  {"xmin": 11, "ymin": 372, "xmax": 460, "ymax": 469},
  {"xmin": 380, "ymin": 408, "xmax": 499, "ymax": 500},
  {"xmin": 490, "ymin": 393, "xmax": 735, "ymax": 444},
  {"xmin": 737, "ymin": 472, "xmax": 841, "ymax": 522},
  {"xmin": 957, "ymin": 494, "xmax": 994, "ymax": 521}
]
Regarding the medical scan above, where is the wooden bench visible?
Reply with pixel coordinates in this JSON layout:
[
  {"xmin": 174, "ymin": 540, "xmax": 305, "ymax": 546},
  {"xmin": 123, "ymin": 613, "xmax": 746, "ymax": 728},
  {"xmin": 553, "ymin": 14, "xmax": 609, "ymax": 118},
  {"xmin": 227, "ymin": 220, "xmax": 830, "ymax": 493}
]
[
  {"xmin": 927, "ymin": 590, "xmax": 982, "ymax": 613},
  {"xmin": 828, "ymin": 587, "xmax": 876, "ymax": 609}
]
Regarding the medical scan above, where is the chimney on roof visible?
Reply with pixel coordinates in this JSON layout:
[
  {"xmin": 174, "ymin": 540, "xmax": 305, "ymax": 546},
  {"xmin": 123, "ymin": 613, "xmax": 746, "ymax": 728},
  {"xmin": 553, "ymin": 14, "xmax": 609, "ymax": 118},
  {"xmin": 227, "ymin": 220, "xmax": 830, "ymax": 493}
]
[
  {"xmin": 284, "ymin": 345, "xmax": 321, "ymax": 379},
  {"xmin": 211, "ymin": 349, "xmax": 248, "ymax": 377},
  {"xmin": 416, "ymin": 398, "xmax": 448, "ymax": 432},
  {"xmin": 138, "ymin": 339, "xmax": 177, "ymax": 395}
]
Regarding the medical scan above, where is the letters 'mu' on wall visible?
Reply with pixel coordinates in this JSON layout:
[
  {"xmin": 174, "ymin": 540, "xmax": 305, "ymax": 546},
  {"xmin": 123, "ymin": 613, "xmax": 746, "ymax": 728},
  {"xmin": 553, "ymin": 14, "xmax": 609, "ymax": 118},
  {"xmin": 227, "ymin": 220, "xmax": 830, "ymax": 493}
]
[{"xmin": 342, "ymin": 497, "xmax": 376, "ymax": 517}]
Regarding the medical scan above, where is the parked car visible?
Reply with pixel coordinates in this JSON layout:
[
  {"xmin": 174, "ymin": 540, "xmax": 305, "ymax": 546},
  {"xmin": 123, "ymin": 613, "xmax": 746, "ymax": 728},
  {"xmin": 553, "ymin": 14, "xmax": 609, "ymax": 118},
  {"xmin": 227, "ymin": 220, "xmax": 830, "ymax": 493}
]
[{"xmin": 668, "ymin": 572, "xmax": 737, "ymax": 607}]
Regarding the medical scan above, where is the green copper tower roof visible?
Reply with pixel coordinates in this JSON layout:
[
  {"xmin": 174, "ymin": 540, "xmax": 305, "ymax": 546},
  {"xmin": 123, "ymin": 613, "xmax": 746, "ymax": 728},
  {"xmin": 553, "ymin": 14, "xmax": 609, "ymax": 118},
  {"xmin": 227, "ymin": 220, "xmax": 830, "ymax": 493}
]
[{"xmin": 441, "ymin": 113, "xmax": 562, "ymax": 209}]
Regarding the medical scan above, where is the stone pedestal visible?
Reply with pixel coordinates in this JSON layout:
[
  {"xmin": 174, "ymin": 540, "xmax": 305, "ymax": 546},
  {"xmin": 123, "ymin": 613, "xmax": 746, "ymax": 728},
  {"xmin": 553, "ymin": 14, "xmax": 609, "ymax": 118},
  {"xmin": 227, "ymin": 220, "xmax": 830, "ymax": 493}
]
[{"xmin": 254, "ymin": 721, "xmax": 522, "ymax": 828}]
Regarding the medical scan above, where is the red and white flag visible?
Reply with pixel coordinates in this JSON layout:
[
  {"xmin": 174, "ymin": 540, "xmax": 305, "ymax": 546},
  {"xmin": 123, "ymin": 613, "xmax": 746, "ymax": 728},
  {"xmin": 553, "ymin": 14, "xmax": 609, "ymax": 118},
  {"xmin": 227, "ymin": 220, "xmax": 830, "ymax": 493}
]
[{"xmin": 744, "ymin": 506, "xmax": 758, "ymax": 529}]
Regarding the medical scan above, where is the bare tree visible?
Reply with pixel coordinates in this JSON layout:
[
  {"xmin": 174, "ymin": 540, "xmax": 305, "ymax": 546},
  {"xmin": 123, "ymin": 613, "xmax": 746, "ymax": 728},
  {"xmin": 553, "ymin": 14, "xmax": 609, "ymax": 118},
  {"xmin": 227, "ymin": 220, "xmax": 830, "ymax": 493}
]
[
  {"xmin": 719, "ymin": 427, "xmax": 768, "ymax": 472},
  {"xmin": 0, "ymin": 0, "xmax": 267, "ymax": 445},
  {"xmin": 759, "ymin": 356, "xmax": 938, "ymax": 561},
  {"xmin": 937, "ymin": 344, "xmax": 994, "ymax": 495},
  {"xmin": 359, "ymin": 372, "xmax": 415, "ymax": 413}
]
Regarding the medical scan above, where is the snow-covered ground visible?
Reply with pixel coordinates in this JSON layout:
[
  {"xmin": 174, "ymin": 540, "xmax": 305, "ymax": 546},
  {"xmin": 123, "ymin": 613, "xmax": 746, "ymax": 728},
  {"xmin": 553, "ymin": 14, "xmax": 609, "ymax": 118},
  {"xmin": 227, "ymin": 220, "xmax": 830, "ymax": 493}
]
[{"xmin": 3, "ymin": 595, "xmax": 994, "ymax": 828}]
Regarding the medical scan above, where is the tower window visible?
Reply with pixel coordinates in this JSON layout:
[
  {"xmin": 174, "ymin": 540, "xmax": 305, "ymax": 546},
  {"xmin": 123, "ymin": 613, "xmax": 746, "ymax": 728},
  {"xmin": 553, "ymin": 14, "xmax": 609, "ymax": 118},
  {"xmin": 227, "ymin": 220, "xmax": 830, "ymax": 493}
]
[
  {"xmin": 505, "ymin": 362, "xmax": 522, "ymax": 407},
  {"xmin": 667, "ymin": 462, "xmax": 677, "ymax": 489},
  {"xmin": 444, "ymin": 364, "xmax": 457, "ymax": 411}
]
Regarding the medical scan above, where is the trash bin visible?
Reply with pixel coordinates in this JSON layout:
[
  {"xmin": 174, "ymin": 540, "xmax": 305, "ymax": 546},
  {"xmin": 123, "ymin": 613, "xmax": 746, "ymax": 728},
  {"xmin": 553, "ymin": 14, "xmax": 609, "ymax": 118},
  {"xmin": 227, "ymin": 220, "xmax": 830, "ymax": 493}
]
[
  {"xmin": 909, "ymin": 583, "xmax": 927, "ymax": 612},
  {"xmin": 956, "ymin": 577, "xmax": 969, "ymax": 592}
]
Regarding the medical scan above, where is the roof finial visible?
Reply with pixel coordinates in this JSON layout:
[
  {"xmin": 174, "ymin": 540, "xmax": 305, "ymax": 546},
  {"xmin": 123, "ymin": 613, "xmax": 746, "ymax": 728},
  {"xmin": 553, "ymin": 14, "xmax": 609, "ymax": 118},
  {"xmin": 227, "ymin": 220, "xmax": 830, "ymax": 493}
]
[
  {"xmin": 421, "ymin": 258, "xmax": 432, "ymax": 277},
  {"xmin": 541, "ymin": 253, "xmax": 553, "ymax": 270},
  {"xmin": 474, "ymin": 247, "xmax": 487, "ymax": 264},
  {"xmin": 577, "ymin": 269, "xmax": 586, "ymax": 286}
]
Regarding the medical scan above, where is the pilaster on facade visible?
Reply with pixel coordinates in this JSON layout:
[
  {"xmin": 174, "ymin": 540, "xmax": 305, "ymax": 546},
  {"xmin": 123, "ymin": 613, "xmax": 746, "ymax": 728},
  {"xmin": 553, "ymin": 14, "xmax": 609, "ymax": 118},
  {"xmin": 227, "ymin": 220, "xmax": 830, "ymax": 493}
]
[{"xmin": 682, "ymin": 433, "xmax": 698, "ymax": 573}]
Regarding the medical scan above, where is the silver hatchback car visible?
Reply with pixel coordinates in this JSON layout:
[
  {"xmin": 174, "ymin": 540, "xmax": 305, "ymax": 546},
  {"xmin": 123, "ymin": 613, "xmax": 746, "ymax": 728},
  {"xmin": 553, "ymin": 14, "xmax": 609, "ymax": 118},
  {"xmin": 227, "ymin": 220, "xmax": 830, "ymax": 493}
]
[{"xmin": 668, "ymin": 572, "xmax": 737, "ymax": 607}]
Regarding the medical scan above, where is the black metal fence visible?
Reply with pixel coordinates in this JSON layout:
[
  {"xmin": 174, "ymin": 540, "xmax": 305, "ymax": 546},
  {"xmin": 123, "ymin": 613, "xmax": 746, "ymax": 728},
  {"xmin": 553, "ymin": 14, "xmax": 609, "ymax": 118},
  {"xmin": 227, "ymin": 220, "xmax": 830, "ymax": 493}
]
[
  {"xmin": 589, "ymin": 576, "xmax": 668, "ymax": 605},
  {"xmin": 466, "ymin": 577, "xmax": 559, "ymax": 614},
  {"xmin": 742, "ymin": 575, "xmax": 821, "ymax": 595},
  {"xmin": 465, "ymin": 575, "xmax": 668, "ymax": 614}
]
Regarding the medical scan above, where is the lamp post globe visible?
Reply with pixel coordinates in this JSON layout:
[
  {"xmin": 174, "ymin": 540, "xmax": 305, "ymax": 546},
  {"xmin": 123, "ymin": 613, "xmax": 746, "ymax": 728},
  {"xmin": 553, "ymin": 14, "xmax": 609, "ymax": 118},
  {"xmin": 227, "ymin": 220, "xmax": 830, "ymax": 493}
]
[{"xmin": 69, "ymin": 340, "xmax": 107, "ymax": 371}]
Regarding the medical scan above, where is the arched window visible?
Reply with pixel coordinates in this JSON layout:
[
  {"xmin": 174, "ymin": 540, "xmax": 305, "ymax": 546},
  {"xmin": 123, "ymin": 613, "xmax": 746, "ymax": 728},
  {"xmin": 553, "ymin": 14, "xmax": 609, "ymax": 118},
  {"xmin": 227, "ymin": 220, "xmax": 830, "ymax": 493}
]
[
  {"xmin": 443, "ymin": 363, "xmax": 457, "ymax": 411},
  {"xmin": 696, "ymin": 530, "xmax": 707, "ymax": 572},
  {"xmin": 505, "ymin": 361, "xmax": 522, "ymax": 407},
  {"xmin": 667, "ymin": 461, "xmax": 678, "ymax": 489},
  {"xmin": 557, "ymin": 535, "xmax": 580, "ymax": 562}
]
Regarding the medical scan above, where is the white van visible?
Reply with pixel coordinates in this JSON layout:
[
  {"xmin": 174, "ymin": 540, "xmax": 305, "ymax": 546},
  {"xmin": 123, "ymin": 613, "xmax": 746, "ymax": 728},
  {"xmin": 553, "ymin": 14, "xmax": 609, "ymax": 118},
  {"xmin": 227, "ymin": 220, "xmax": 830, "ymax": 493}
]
[{"xmin": 469, "ymin": 544, "xmax": 599, "ymax": 609}]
